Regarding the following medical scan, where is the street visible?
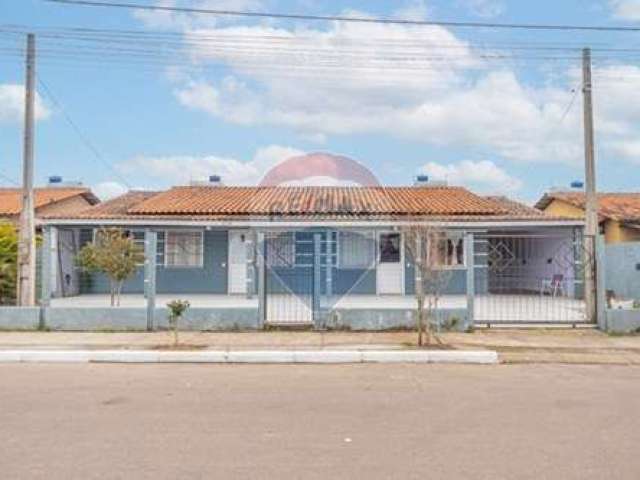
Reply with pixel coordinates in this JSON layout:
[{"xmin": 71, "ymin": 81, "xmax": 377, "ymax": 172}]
[{"xmin": 1, "ymin": 364, "xmax": 640, "ymax": 479}]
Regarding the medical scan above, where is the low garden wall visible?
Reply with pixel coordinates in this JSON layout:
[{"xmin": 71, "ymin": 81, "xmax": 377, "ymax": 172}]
[
  {"xmin": 44, "ymin": 308, "xmax": 149, "ymax": 331},
  {"xmin": 43, "ymin": 307, "xmax": 260, "ymax": 331},
  {"xmin": 3, "ymin": 306, "xmax": 470, "ymax": 332},
  {"xmin": 325, "ymin": 308, "xmax": 470, "ymax": 332},
  {"xmin": 154, "ymin": 307, "xmax": 260, "ymax": 331},
  {"xmin": 605, "ymin": 309, "xmax": 640, "ymax": 335},
  {"xmin": 0, "ymin": 307, "xmax": 41, "ymax": 330}
]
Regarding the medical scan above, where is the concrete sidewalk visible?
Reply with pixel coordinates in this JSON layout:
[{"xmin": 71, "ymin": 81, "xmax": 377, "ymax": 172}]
[{"xmin": 0, "ymin": 329, "xmax": 638, "ymax": 364}]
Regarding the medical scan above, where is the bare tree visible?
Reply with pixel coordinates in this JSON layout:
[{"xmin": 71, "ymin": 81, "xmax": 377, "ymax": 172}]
[{"xmin": 403, "ymin": 225, "xmax": 454, "ymax": 347}]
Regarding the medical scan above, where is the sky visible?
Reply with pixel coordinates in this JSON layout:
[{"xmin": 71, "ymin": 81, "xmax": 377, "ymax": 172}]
[{"xmin": 1, "ymin": 0, "xmax": 640, "ymax": 203}]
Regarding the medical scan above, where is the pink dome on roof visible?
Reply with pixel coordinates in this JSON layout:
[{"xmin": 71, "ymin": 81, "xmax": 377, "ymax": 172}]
[{"xmin": 259, "ymin": 152, "xmax": 380, "ymax": 187}]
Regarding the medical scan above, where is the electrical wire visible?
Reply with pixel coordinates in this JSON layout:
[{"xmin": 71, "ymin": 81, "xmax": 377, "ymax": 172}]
[
  {"xmin": 0, "ymin": 172, "xmax": 19, "ymax": 186},
  {"xmin": 44, "ymin": 0, "xmax": 640, "ymax": 33},
  {"xmin": 36, "ymin": 75, "xmax": 132, "ymax": 188}
]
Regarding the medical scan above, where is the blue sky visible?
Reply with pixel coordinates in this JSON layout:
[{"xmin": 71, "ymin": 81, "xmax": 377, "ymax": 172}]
[{"xmin": 1, "ymin": 0, "xmax": 640, "ymax": 202}]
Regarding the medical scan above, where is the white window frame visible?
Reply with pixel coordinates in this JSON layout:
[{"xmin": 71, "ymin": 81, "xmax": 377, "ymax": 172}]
[{"xmin": 164, "ymin": 229, "xmax": 205, "ymax": 269}]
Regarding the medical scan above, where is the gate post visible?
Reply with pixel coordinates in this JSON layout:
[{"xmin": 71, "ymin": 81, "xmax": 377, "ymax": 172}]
[
  {"xmin": 313, "ymin": 233, "xmax": 323, "ymax": 329},
  {"xmin": 39, "ymin": 225, "xmax": 55, "ymax": 330},
  {"xmin": 144, "ymin": 230, "xmax": 157, "ymax": 331},
  {"xmin": 595, "ymin": 234, "xmax": 607, "ymax": 330},
  {"xmin": 256, "ymin": 231, "xmax": 266, "ymax": 329},
  {"xmin": 465, "ymin": 232, "xmax": 475, "ymax": 330}
]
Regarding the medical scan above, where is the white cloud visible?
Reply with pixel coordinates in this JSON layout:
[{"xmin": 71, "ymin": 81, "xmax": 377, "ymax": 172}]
[
  {"xmin": 133, "ymin": 0, "xmax": 264, "ymax": 30},
  {"xmin": 0, "ymin": 84, "xmax": 50, "ymax": 124},
  {"xmin": 119, "ymin": 145, "xmax": 305, "ymax": 186},
  {"xmin": 393, "ymin": 0, "xmax": 430, "ymax": 20},
  {"xmin": 420, "ymin": 159, "xmax": 522, "ymax": 193},
  {"xmin": 92, "ymin": 181, "xmax": 128, "ymax": 200},
  {"xmin": 458, "ymin": 0, "xmax": 504, "ymax": 18},
  {"xmin": 610, "ymin": 0, "xmax": 640, "ymax": 20},
  {"xmin": 133, "ymin": 3, "xmax": 640, "ymax": 170}
]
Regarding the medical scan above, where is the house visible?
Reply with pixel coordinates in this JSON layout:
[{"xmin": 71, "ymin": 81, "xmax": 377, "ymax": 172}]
[
  {"xmin": 535, "ymin": 191, "xmax": 640, "ymax": 244},
  {"xmin": 0, "ymin": 184, "xmax": 99, "ymax": 227},
  {"xmin": 38, "ymin": 180, "xmax": 588, "ymax": 331}
]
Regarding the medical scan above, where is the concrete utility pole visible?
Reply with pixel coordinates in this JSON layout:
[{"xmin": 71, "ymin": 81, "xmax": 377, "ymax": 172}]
[
  {"xmin": 582, "ymin": 47, "xmax": 598, "ymax": 323},
  {"xmin": 17, "ymin": 33, "xmax": 36, "ymax": 306}
]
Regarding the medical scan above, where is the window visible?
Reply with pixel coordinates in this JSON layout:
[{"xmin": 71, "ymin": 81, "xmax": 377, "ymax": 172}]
[
  {"xmin": 267, "ymin": 231, "xmax": 339, "ymax": 268},
  {"xmin": 156, "ymin": 231, "xmax": 166, "ymax": 265},
  {"xmin": 429, "ymin": 233, "xmax": 465, "ymax": 268},
  {"xmin": 379, "ymin": 233, "xmax": 401, "ymax": 263},
  {"xmin": 124, "ymin": 230, "xmax": 146, "ymax": 266},
  {"xmin": 266, "ymin": 233, "xmax": 295, "ymax": 267},
  {"xmin": 123, "ymin": 229, "xmax": 145, "ymax": 250},
  {"xmin": 340, "ymin": 231, "xmax": 375, "ymax": 268},
  {"xmin": 165, "ymin": 231, "xmax": 204, "ymax": 267}
]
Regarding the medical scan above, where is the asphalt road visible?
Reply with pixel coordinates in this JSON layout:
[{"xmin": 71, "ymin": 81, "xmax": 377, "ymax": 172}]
[{"xmin": 1, "ymin": 364, "xmax": 639, "ymax": 479}]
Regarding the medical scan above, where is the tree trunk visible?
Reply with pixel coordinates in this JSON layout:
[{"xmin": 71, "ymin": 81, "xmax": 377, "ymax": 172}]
[
  {"xmin": 416, "ymin": 296, "xmax": 424, "ymax": 347},
  {"xmin": 170, "ymin": 315, "xmax": 179, "ymax": 347},
  {"xmin": 116, "ymin": 281, "xmax": 123, "ymax": 307},
  {"xmin": 424, "ymin": 306, "xmax": 432, "ymax": 346},
  {"xmin": 109, "ymin": 280, "xmax": 116, "ymax": 307}
]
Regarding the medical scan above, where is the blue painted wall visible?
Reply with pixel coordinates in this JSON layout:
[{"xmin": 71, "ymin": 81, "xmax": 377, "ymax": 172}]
[
  {"xmin": 80, "ymin": 230, "xmax": 228, "ymax": 295},
  {"xmin": 404, "ymin": 245, "xmax": 468, "ymax": 295},
  {"xmin": 605, "ymin": 242, "xmax": 640, "ymax": 300}
]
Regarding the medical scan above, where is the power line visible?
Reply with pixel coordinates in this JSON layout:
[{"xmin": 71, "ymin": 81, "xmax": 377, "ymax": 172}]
[
  {"xmin": 0, "ymin": 171, "xmax": 19, "ymax": 186},
  {"xmin": 36, "ymin": 75, "xmax": 132, "ymax": 188},
  {"xmin": 557, "ymin": 84, "xmax": 581, "ymax": 125},
  {"xmin": 45, "ymin": 0, "xmax": 640, "ymax": 32}
]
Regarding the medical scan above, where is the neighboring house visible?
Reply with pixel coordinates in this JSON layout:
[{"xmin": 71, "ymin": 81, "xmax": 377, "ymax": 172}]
[
  {"xmin": 0, "ymin": 186, "xmax": 99, "ymax": 227},
  {"xmin": 40, "ymin": 181, "xmax": 588, "ymax": 329},
  {"xmin": 535, "ymin": 191, "xmax": 640, "ymax": 244}
]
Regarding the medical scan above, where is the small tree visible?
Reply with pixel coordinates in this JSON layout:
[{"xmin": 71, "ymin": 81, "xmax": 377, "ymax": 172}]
[
  {"xmin": 76, "ymin": 227, "xmax": 144, "ymax": 307},
  {"xmin": 167, "ymin": 299, "xmax": 190, "ymax": 347},
  {"xmin": 403, "ymin": 226, "xmax": 453, "ymax": 347},
  {"xmin": 0, "ymin": 222, "xmax": 18, "ymax": 305}
]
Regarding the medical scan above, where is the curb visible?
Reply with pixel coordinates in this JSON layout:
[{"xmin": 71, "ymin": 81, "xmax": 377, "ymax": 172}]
[{"xmin": 0, "ymin": 350, "xmax": 498, "ymax": 364}]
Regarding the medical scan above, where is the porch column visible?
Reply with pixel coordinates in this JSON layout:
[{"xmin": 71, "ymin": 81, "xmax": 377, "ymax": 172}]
[
  {"xmin": 246, "ymin": 230, "xmax": 257, "ymax": 298},
  {"xmin": 465, "ymin": 232, "xmax": 475, "ymax": 330},
  {"xmin": 144, "ymin": 230, "xmax": 157, "ymax": 332},
  {"xmin": 256, "ymin": 231, "xmax": 266, "ymax": 329},
  {"xmin": 595, "ymin": 234, "xmax": 607, "ymax": 330},
  {"xmin": 313, "ymin": 233, "xmax": 323, "ymax": 329},
  {"xmin": 39, "ymin": 225, "xmax": 56, "ymax": 330}
]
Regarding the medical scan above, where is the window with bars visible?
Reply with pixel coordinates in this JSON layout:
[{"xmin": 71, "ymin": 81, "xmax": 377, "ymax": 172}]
[
  {"xmin": 266, "ymin": 231, "xmax": 339, "ymax": 268},
  {"xmin": 156, "ymin": 231, "xmax": 165, "ymax": 265},
  {"xmin": 165, "ymin": 230, "xmax": 204, "ymax": 268},
  {"xmin": 267, "ymin": 233, "xmax": 296, "ymax": 267}
]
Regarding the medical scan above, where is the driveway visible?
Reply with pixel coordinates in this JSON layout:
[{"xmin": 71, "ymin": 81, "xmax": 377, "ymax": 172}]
[{"xmin": 1, "ymin": 363, "xmax": 639, "ymax": 479}]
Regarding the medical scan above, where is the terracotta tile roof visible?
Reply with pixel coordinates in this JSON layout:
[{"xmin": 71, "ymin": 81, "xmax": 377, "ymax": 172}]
[
  {"xmin": 485, "ymin": 196, "xmax": 547, "ymax": 218},
  {"xmin": 42, "ymin": 186, "xmax": 584, "ymax": 224},
  {"xmin": 127, "ymin": 186, "xmax": 506, "ymax": 217},
  {"xmin": 0, "ymin": 187, "xmax": 99, "ymax": 216},
  {"xmin": 535, "ymin": 191, "xmax": 640, "ymax": 222},
  {"xmin": 43, "ymin": 190, "xmax": 159, "ymax": 219}
]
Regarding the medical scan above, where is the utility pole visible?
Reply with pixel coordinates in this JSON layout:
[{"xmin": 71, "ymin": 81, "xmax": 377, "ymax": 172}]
[
  {"xmin": 582, "ymin": 47, "xmax": 598, "ymax": 323},
  {"xmin": 17, "ymin": 33, "xmax": 36, "ymax": 306}
]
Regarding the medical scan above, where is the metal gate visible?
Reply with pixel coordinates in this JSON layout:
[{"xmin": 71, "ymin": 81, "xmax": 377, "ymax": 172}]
[
  {"xmin": 475, "ymin": 232, "xmax": 593, "ymax": 324},
  {"xmin": 263, "ymin": 232, "xmax": 315, "ymax": 326}
]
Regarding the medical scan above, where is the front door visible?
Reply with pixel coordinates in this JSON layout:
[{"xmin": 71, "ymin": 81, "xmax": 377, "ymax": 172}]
[
  {"xmin": 228, "ymin": 230, "xmax": 248, "ymax": 294},
  {"xmin": 377, "ymin": 232, "xmax": 403, "ymax": 294}
]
